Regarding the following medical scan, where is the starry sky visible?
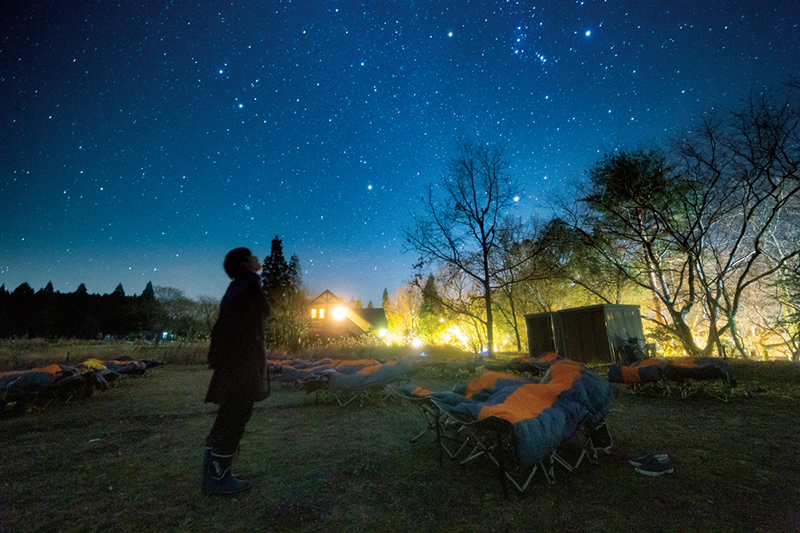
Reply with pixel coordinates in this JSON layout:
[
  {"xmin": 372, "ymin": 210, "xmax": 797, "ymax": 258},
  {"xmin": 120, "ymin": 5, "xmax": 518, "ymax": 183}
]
[{"xmin": 2, "ymin": 1, "xmax": 798, "ymax": 304}]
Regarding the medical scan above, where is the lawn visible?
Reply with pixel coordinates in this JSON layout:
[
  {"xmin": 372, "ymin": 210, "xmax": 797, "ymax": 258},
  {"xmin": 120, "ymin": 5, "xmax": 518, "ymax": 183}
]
[{"xmin": 1, "ymin": 360, "xmax": 799, "ymax": 532}]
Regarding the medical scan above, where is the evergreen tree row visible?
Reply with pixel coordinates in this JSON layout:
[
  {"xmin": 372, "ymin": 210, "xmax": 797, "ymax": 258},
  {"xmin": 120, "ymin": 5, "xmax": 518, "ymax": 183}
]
[
  {"xmin": 0, "ymin": 281, "xmax": 163, "ymax": 340},
  {"xmin": 260, "ymin": 235, "xmax": 308, "ymax": 351}
]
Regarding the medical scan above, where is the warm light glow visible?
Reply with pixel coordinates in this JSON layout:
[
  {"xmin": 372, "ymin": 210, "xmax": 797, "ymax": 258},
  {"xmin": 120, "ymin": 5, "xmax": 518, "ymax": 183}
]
[
  {"xmin": 411, "ymin": 338, "xmax": 422, "ymax": 348},
  {"xmin": 332, "ymin": 306, "xmax": 346, "ymax": 321},
  {"xmin": 379, "ymin": 329, "xmax": 388, "ymax": 337},
  {"xmin": 311, "ymin": 308, "xmax": 317, "ymax": 319},
  {"xmin": 437, "ymin": 325, "xmax": 471, "ymax": 351}
]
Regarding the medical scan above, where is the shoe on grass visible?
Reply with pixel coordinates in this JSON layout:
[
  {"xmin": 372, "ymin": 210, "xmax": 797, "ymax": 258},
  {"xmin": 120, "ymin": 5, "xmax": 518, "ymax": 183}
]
[
  {"xmin": 628, "ymin": 452, "xmax": 669, "ymax": 468},
  {"xmin": 634, "ymin": 454, "xmax": 674, "ymax": 476}
]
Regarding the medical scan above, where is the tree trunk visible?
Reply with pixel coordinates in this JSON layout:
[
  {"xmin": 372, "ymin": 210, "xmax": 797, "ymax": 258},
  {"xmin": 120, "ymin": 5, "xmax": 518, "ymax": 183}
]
[{"xmin": 484, "ymin": 279, "xmax": 495, "ymax": 358}]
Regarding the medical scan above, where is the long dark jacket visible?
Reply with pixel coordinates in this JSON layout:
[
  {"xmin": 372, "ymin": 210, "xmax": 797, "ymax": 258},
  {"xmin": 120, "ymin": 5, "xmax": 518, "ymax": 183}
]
[{"xmin": 204, "ymin": 270, "xmax": 271, "ymax": 404}]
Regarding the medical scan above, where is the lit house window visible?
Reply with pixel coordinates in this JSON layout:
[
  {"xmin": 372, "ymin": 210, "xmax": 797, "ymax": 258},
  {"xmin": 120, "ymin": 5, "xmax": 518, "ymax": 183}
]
[
  {"xmin": 311, "ymin": 308, "xmax": 317, "ymax": 319},
  {"xmin": 320, "ymin": 309, "xmax": 325, "ymax": 319},
  {"xmin": 311, "ymin": 308, "xmax": 325, "ymax": 319}
]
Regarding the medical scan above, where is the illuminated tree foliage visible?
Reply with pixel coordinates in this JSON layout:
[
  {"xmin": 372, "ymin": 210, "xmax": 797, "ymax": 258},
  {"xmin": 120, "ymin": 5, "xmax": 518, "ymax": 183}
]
[
  {"xmin": 417, "ymin": 274, "xmax": 445, "ymax": 343},
  {"xmin": 776, "ymin": 262, "xmax": 800, "ymax": 359},
  {"xmin": 385, "ymin": 283, "xmax": 421, "ymax": 344},
  {"xmin": 565, "ymin": 81, "xmax": 800, "ymax": 359}
]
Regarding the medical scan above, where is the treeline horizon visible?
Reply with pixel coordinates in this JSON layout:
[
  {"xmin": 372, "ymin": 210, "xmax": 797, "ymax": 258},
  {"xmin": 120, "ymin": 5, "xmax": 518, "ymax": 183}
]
[{"xmin": 0, "ymin": 280, "xmax": 170, "ymax": 340}]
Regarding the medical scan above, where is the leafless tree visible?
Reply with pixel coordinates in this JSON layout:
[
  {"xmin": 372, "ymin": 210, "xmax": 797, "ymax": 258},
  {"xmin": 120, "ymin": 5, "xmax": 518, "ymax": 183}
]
[
  {"xmin": 403, "ymin": 140, "xmax": 536, "ymax": 357},
  {"xmin": 674, "ymin": 82, "xmax": 800, "ymax": 357},
  {"xmin": 195, "ymin": 295, "xmax": 220, "ymax": 338}
]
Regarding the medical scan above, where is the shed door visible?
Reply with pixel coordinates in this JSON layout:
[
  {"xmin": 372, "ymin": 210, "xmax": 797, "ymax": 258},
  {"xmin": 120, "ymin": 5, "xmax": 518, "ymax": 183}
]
[{"xmin": 525, "ymin": 315, "xmax": 556, "ymax": 356}]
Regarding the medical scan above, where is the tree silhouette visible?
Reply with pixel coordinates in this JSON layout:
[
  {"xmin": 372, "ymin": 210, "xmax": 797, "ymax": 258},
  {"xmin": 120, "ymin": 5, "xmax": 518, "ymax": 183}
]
[
  {"xmin": 262, "ymin": 237, "xmax": 309, "ymax": 350},
  {"xmin": 404, "ymin": 140, "xmax": 529, "ymax": 357},
  {"xmin": 262, "ymin": 235, "xmax": 292, "ymax": 305}
]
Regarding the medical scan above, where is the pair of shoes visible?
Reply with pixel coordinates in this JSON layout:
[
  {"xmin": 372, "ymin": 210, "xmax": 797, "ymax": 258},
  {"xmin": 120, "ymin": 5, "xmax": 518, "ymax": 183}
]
[{"xmin": 632, "ymin": 453, "xmax": 674, "ymax": 476}]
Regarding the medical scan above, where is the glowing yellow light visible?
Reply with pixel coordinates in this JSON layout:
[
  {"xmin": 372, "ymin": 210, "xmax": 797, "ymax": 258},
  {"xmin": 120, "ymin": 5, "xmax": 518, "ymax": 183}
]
[
  {"xmin": 411, "ymin": 338, "xmax": 422, "ymax": 348},
  {"xmin": 332, "ymin": 306, "xmax": 347, "ymax": 321}
]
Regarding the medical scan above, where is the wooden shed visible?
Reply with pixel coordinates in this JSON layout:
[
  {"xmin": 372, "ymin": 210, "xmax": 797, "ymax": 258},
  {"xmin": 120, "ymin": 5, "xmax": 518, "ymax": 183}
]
[{"xmin": 524, "ymin": 304, "xmax": 646, "ymax": 363}]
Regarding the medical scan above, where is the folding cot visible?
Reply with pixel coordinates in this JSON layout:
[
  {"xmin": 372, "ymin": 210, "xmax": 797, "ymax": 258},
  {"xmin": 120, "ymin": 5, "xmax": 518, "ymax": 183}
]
[
  {"xmin": 323, "ymin": 357, "xmax": 416, "ymax": 406},
  {"xmin": 485, "ymin": 351, "xmax": 565, "ymax": 377},
  {"xmin": 663, "ymin": 356, "xmax": 737, "ymax": 402},
  {"xmin": 1, "ymin": 356, "xmax": 160, "ymax": 416},
  {"xmin": 607, "ymin": 356, "xmax": 670, "ymax": 395},
  {"xmin": 418, "ymin": 357, "xmax": 485, "ymax": 379},
  {"xmin": 276, "ymin": 357, "xmax": 416, "ymax": 406},
  {"xmin": 1, "ymin": 365, "xmax": 69, "ymax": 411},
  {"xmin": 609, "ymin": 356, "xmax": 736, "ymax": 402},
  {"xmin": 274, "ymin": 358, "xmax": 338, "ymax": 390},
  {"xmin": 401, "ymin": 362, "xmax": 614, "ymax": 494},
  {"xmin": 392, "ymin": 372, "xmax": 526, "ymax": 463}
]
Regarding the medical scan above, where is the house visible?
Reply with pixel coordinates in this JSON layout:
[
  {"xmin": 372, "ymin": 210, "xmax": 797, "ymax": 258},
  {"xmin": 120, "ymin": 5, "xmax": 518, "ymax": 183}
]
[
  {"xmin": 524, "ymin": 304, "xmax": 649, "ymax": 363},
  {"xmin": 308, "ymin": 289, "xmax": 388, "ymax": 339}
]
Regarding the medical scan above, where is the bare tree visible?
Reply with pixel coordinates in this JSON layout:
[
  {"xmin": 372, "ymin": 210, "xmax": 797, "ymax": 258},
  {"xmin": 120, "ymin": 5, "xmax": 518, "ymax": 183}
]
[
  {"xmin": 491, "ymin": 219, "xmax": 554, "ymax": 352},
  {"xmin": 196, "ymin": 295, "xmax": 220, "ymax": 338},
  {"xmin": 154, "ymin": 286, "xmax": 201, "ymax": 339},
  {"xmin": 404, "ymin": 140, "xmax": 537, "ymax": 357},
  {"xmin": 674, "ymin": 82, "xmax": 800, "ymax": 357}
]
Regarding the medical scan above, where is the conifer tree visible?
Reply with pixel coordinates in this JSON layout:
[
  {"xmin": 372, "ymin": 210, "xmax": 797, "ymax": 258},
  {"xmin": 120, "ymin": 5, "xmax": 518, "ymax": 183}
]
[
  {"xmin": 288, "ymin": 254, "xmax": 302, "ymax": 294},
  {"xmin": 262, "ymin": 238, "xmax": 309, "ymax": 350},
  {"xmin": 135, "ymin": 281, "xmax": 162, "ymax": 339},
  {"xmin": 382, "ymin": 288, "xmax": 391, "ymax": 311},
  {"xmin": 262, "ymin": 235, "xmax": 292, "ymax": 305},
  {"xmin": 418, "ymin": 274, "xmax": 445, "ymax": 343},
  {"xmin": 140, "ymin": 281, "xmax": 156, "ymax": 302}
]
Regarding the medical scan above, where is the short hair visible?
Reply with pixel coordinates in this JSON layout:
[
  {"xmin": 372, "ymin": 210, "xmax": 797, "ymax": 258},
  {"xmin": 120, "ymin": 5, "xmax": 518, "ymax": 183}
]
[{"xmin": 223, "ymin": 247, "xmax": 252, "ymax": 279}]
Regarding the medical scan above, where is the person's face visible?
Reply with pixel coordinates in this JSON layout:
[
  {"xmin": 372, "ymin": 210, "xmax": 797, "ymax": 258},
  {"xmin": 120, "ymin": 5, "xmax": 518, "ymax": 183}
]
[{"xmin": 241, "ymin": 254, "xmax": 261, "ymax": 273}]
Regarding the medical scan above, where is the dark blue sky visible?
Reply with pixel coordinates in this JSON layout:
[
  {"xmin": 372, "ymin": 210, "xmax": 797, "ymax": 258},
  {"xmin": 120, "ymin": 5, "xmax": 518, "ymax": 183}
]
[{"xmin": 2, "ymin": 0, "xmax": 798, "ymax": 303}]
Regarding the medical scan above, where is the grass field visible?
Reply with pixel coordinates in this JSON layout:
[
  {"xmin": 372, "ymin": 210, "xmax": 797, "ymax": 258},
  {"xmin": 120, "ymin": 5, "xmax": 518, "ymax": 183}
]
[
  {"xmin": 0, "ymin": 338, "xmax": 474, "ymax": 371},
  {"xmin": 1, "ymin": 359, "xmax": 799, "ymax": 532}
]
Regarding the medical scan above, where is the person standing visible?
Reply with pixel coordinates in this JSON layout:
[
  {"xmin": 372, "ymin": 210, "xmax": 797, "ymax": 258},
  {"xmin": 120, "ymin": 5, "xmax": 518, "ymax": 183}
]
[{"xmin": 202, "ymin": 247, "xmax": 271, "ymax": 494}]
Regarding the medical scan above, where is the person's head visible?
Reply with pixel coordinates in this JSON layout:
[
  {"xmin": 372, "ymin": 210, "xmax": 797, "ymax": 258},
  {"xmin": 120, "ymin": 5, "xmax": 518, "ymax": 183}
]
[{"xmin": 223, "ymin": 247, "xmax": 261, "ymax": 279}]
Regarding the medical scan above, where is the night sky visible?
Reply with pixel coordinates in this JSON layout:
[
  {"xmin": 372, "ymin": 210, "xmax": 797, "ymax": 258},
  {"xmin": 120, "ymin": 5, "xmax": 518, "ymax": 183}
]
[{"xmin": 2, "ymin": 1, "xmax": 798, "ymax": 304}]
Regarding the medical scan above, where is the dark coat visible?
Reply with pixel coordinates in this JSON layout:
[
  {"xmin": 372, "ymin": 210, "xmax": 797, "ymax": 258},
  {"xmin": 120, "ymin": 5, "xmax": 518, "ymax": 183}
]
[{"xmin": 205, "ymin": 270, "xmax": 271, "ymax": 404}]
